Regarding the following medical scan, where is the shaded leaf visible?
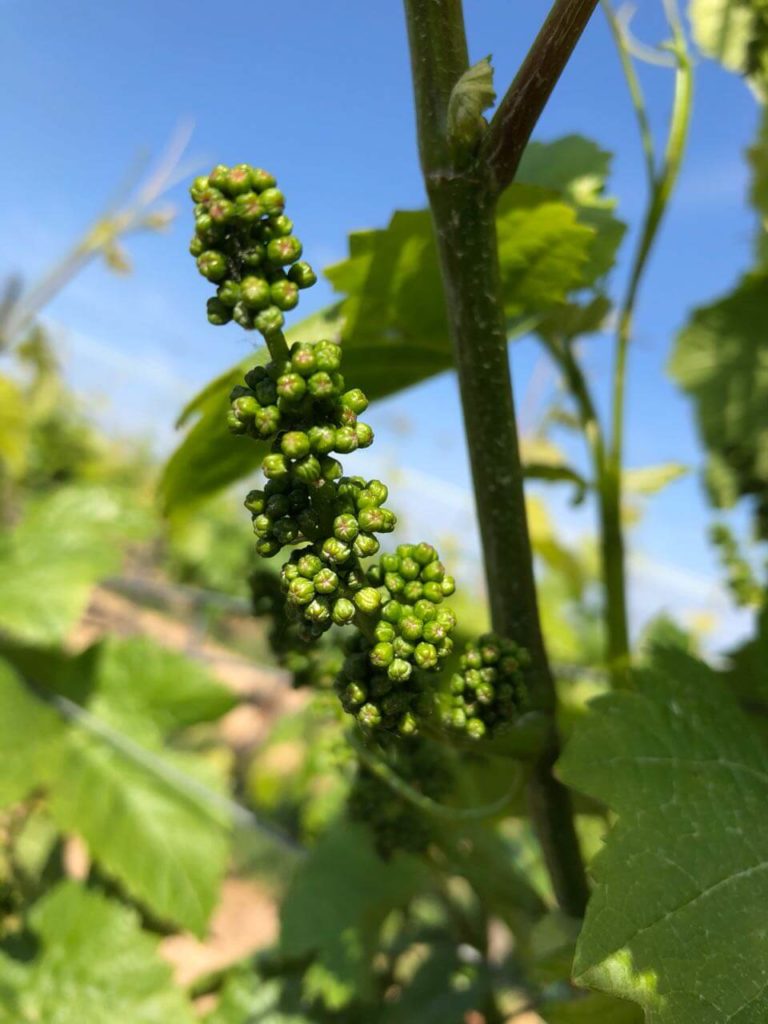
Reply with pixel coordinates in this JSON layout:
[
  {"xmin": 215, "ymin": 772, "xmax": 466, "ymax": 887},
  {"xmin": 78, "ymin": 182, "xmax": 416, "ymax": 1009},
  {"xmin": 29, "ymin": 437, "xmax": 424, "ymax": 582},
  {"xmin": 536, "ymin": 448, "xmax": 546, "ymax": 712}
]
[
  {"xmin": 0, "ymin": 882, "xmax": 195, "ymax": 1024},
  {"xmin": 0, "ymin": 658, "xmax": 63, "ymax": 809},
  {"xmin": 279, "ymin": 821, "xmax": 427, "ymax": 1008},
  {"xmin": 669, "ymin": 271, "xmax": 768, "ymax": 535},
  {"xmin": 559, "ymin": 647, "xmax": 768, "ymax": 1022}
]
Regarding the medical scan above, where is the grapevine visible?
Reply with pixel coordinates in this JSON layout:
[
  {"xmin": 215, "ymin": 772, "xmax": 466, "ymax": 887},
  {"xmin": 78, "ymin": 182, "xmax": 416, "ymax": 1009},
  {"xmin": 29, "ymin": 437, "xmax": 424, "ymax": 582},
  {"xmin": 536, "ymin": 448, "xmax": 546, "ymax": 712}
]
[{"xmin": 190, "ymin": 164, "xmax": 529, "ymax": 741}]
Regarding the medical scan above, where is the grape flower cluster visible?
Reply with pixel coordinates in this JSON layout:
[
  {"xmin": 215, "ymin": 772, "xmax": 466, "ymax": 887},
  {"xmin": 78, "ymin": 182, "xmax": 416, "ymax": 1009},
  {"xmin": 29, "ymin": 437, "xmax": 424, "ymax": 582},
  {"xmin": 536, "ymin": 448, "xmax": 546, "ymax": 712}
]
[{"xmin": 190, "ymin": 164, "xmax": 529, "ymax": 740}]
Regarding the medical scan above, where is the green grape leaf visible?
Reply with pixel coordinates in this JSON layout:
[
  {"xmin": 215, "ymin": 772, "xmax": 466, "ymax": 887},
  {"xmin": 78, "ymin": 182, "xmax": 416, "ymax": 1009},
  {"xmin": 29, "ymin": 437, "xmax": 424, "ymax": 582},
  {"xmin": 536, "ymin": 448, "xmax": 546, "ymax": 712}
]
[
  {"xmin": 204, "ymin": 970, "xmax": 311, "ymax": 1024},
  {"xmin": 0, "ymin": 658, "xmax": 64, "ymax": 809},
  {"xmin": 559, "ymin": 647, "xmax": 768, "ymax": 1022},
  {"xmin": 749, "ymin": 108, "xmax": 768, "ymax": 263},
  {"xmin": 669, "ymin": 271, "xmax": 768, "ymax": 535},
  {"xmin": 447, "ymin": 55, "xmax": 496, "ymax": 151},
  {"xmin": 0, "ymin": 486, "xmax": 147, "ymax": 644},
  {"xmin": 689, "ymin": 0, "xmax": 768, "ymax": 93},
  {"xmin": 540, "ymin": 992, "xmax": 643, "ymax": 1022},
  {"xmin": 0, "ymin": 374, "xmax": 28, "ymax": 478},
  {"xmin": 622, "ymin": 463, "xmax": 688, "ymax": 496},
  {"xmin": 279, "ymin": 822, "xmax": 427, "ymax": 1009},
  {"xmin": 0, "ymin": 882, "xmax": 195, "ymax": 1024}
]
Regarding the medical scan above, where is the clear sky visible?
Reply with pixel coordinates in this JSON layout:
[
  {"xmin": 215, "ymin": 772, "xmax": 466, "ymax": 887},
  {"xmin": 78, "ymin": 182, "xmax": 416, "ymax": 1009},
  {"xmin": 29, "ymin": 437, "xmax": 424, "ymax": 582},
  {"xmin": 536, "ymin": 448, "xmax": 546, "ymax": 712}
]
[{"xmin": 0, "ymin": 0, "xmax": 761, "ymax": 649}]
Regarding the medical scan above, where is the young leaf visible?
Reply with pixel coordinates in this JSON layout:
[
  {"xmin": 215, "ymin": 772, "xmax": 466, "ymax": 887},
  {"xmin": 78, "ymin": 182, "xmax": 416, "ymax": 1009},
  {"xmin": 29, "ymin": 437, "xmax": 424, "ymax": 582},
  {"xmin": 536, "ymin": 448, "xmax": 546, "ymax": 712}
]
[
  {"xmin": 0, "ymin": 486, "xmax": 147, "ymax": 644},
  {"xmin": 669, "ymin": 271, "xmax": 768, "ymax": 536},
  {"xmin": 447, "ymin": 55, "xmax": 496, "ymax": 152},
  {"xmin": 622, "ymin": 463, "xmax": 687, "ymax": 496},
  {"xmin": 279, "ymin": 822, "xmax": 428, "ymax": 1009},
  {"xmin": 559, "ymin": 647, "xmax": 768, "ymax": 1022},
  {"xmin": 0, "ymin": 882, "xmax": 195, "ymax": 1024},
  {"xmin": 689, "ymin": 0, "xmax": 768, "ymax": 93}
]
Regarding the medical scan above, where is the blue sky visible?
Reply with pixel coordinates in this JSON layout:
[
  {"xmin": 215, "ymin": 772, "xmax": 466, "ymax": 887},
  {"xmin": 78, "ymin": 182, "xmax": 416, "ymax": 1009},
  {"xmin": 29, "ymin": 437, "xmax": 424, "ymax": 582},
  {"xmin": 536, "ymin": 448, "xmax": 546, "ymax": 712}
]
[{"xmin": 0, "ymin": 0, "xmax": 761, "ymax": 648}]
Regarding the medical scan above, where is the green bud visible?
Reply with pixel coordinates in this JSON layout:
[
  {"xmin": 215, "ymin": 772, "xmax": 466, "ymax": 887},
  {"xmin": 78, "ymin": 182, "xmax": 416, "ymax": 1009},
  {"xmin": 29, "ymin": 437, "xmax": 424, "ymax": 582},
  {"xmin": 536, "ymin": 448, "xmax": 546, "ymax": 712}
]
[
  {"xmin": 319, "ymin": 456, "xmax": 343, "ymax": 481},
  {"xmin": 254, "ymin": 306, "xmax": 285, "ymax": 335},
  {"xmin": 354, "ymin": 587, "xmax": 381, "ymax": 614},
  {"xmin": 414, "ymin": 642, "xmax": 438, "ymax": 669},
  {"xmin": 333, "ymin": 426, "xmax": 359, "ymax": 454},
  {"xmin": 355, "ymin": 423, "xmax": 374, "ymax": 448},
  {"xmin": 332, "ymin": 597, "xmax": 356, "ymax": 625},
  {"xmin": 359, "ymin": 508, "xmax": 394, "ymax": 534},
  {"xmin": 333, "ymin": 513, "xmax": 359, "ymax": 543},
  {"xmin": 259, "ymin": 187, "xmax": 285, "ymax": 213},
  {"xmin": 422, "ymin": 581, "xmax": 444, "ymax": 603},
  {"xmin": 314, "ymin": 568, "xmax": 339, "ymax": 594},
  {"xmin": 297, "ymin": 553, "xmax": 322, "ymax": 578},
  {"xmin": 292, "ymin": 454, "xmax": 321, "ymax": 483},
  {"xmin": 343, "ymin": 682, "xmax": 366, "ymax": 708},
  {"xmin": 314, "ymin": 341, "xmax": 342, "ymax": 372},
  {"xmin": 450, "ymin": 673, "xmax": 465, "ymax": 694},
  {"xmin": 393, "ymin": 636, "xmax": 414, "ymax": 658},
  {"xmin": 190, "ymin": 175, "xmax": 210, "ymax": 201},
  {"xmin": 476, "ymin": 682, "xmax": 494, "ymax": 705},
  {"xmin": 413, "ymin": 599, "xmax": 436, "ymax": 621},
  {"xmin": 399, "ymin": 557, "xmax": 420, "ymax": 581},
  {"xmin": 273, "ymin": 517, "xmax": 299, "ymax": 544},
  {"xmin": 241, "ymin": 246, "xmax": 263, "ymax": 268},
  {"xmin": 208, "ymin": 196, "xmax": 235, "ymax": 225},
  {"xmin": 382, "ymin": 600, "xmax": 403, "ymax": 623},
  {"xmin": 388, "ymin": 658, "xmax": 412, "ymax": 683},
  {"xmin": 421, "ymin": 560, "xmax": 445, "ymax": 583},
  {"xmin": 265, "ymin": 493, "xmax": 290, "ymax": 519},
  {"xmin": 306, "ymin": 425, "xmax": 335, "ymax": 455},
  {"xmin": 207, "ymin": 297, "xmax": 232, "ymax": 325},
  {"xmin": 254, "ymin": 378, "xmax": 278, "ymax": 405},
  {"xmin": 250, "ymin": 167, "xmax": 276, "ymax": 191},
  {"xmin": 227, "ymin": 410, "xmax": 247, "ymax": 433},
  {"xmin": 290, "ymin": 342, "xmax": 317, "ymax": 377},
  {"xmin": 252, "ymin": 514, "xmax": 272, "ymax": 537},
  {"xmin": 374, "ymin": 621, "xmax": 396, "ymax": 643},
  {"xmin": 288, "ymin": 260, "xmax": 317, "ymax": 289},
  {"xmin": 234, "ymin": 191, "xmax": 263, "ymax": 222},
  {"xmin": 464, "ymin": 648, "xmax": 483, "ymax": 670},
  {"xmin": 381, "ymin": 553, "xmax": 399, "ymax": 573},
  {"xmin": 413, "ymin": 542, "xmax": 437, "ymax": 566},
  {"xmin": 267, "ymin": 213, "xmax": 293, "ymax": 236},
  {"xmin": 240, "ymin": 275, "xmax": 271, "ymax": 310},
  {"xmin": 422, "ymin": 620, "xmax": 447, "ymax": 643},
  {"xmin": 208, "ymin": 164, "xmax": 229, "ymax": 190},
  {"xmin": 263, "ymin": 453, "xmax": 289, "ymax": 479},
  {"xmin": 358, "ymin": 703, "xmax": 381, "ymax": 729},
  {"xmin": 305, "ymin": 596, "xmax": 331, "ymax": 624},
  {"xmin": 197, "ymin": 250, "xmax": 228, "ymax": 282},
  {"xmin": 341, "ymin": 388, "xmax": 368, "ymax": 415},
  {"xmin": 232, "ymin": 395, "xmax": 259, "ymax": 422},
  {"xmin": 399, "ymin": 615, "xmax": 423, "ymax": 642},
  {"xmin": 217, "ymin": 280, "xmax": 241, "ymax": 307},
  {"xmin": 225, "ymin": 164, "xmax": 253, "ymax": 195},
  {"xmin": 322, "ymin": 537, "xmax": 351, "ymax": 565},
  {"xmin": 244, "ymin": 489, "xmax": 266, "ymax": 515},
  {"xmin": 280, "ymin": 431, "xmax": 311, "ymax": 458},
  {"xmin": 189, "ymin": 235, "xmax": 205, "ymax": 257},
  {"xmin": 255, "ymin": 537, "xmax": 281, "ymax": 557},
  {"xmin": 277, "ymin": 372, "xmax": 307, "ymax": 402},
  {"xmin": 307, "ymin": 371, "xmax": 334, "ymax": 399},
  {"xmin": 270, "ymin": 279, "xmax": 299, "ymax": 310},
  {"xmin": 367, "ymin": 480, "xmax": 389, "ymax": 506},
  {"xmin": 441, "ymin": 576, "xmax": 456, "ymax": 596},
  {"xmin": 253, "ymin": 405, "xmax": 281, "ymax": 437},
  {"xmin": 384, "ymin": 572, "xmax": 405, "ymax": 595},
  {"xmin": 466, "ymin": 718, "xmax": 486, "ymax": 740},
  {"xmin": 232, "ymin": 302, "xmax": 255, "ymax": 329},
  {"xmin": 402, "ymin": 581, "xmax": 423, "ymax": 603},
  {"xmin": 353, "ymin": 533, "xmax": 380, "ymax": 558},
  {"xmin": 289, "ymin": 577, "xmax": 315, "ymax": 605},
  {"xmin": 370, "ymin": 642, "xmax": 394, "ymax": 668}
]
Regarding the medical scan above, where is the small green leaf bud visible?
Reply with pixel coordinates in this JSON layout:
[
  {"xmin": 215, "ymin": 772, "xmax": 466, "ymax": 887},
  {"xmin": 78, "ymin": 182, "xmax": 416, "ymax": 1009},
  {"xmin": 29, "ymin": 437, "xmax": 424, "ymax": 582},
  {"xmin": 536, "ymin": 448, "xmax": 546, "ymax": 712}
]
[
  {"xmin": 421, "ymin": 560, "xmax": 445, "ymax": 583},
  {"xmin": 384, "ymin": 572, "xmax": 405, "ymax": 595},
  {"xmin": 267, "ymin": 213, "xmax": 293, "ymax": 236},
  {"xmin": 253, "ymin": 405, "xmax": 281, "ymax": 437},
  {"xmin": 441, "ymin": 576, "xmax": 456, "ymax": 596},
  {"xmin": 234, "ymin": 191, "xmax": 263, "ymax": 222},
  {"xmin": 241, "ymin": 246, "xmax": 263, "ymax": 268},
  {"xmin": 381, "ymin": 553, "xmax": 399, "ymax": 573},
  {"xmin": 232, "ymin": 302, "xmax": 255, "ymax": 329},
  {"xmin": 382, "ymin": 600, "xmax": 403, "ymax": 623},
  {"xmin": 319, "ymin": 456, "xmax": 343, "ymax": 481},
  {"xmin": 208, "ymin": 164, "xmax": 229, "ymax": 190},
  {"xmin": 398, "ymin": 712, "xmax": 418, "ymax": 736},
  {"xmin": 207, "ymin": 297, "xmax": 232, "ymax": 325},
  {"xmin": 255, "ymin": 537, "xmax": 281, "ymax": 557},
  {"xmin": 252, "ymin": 514, "xmax": 273, "ymax": 537},
  {"xmin": 290, "ymin": 342, "xmax": 317, "ymax": 377},
  {"xmin": 422, "ymin": 619, "xmax": 447, "ymax": 644},
  {"xmin": 240, "ymin": 276, "xmax": 271, "ymax": 310},
  {"xmin": 189, "ymin": 235, "xmax": 205, "ymax": 257},
  {"xmin": 354, "ymin": 587, "xmax": 382, "ymax": 614},
  {"xmin": 402, "ymin": 581, "xmax": 423, "ymax": 603},
  {"xmin": 288, "ymin": 260, "xmax": 317, "ymax": 289},
  {"xmin": 399, "ymin": 557, "xmax": 420, "ymax": 581},
  {"xmin": 217, "ymin": 280, "xmax": 241, "ymax": 307},
  {"xmin": 359, "ymin": 508, "xmax": 393, "ymax": 533},
  {"xmin": 280, "ymin": 431, "xmax": 311, "ymax": 459},
  {"xmin": 413, "ymin": 599, "xmax": 436, "ymax": 621},
  {"xmin": 208, "ymin": 197, "xmax": 236, "ymax": 225},
  {"xmin": 422, "ymin": 582, "xmax": 444, "ymax": 603},
  {"xmin": 190, "ymin": 175, "xmax": 210, "ymax": 201},
  {"xmin": 343, "ymin": 682, "xmax": 366, "ymax": 708},
  {"xmin": 305, "ymin": 597, "xmax": 331, "ymax": 624},
  {"xmin": 197, "ymin": 250, "xmax": 228, "ymax": 282},
  {"xmin": 332, "ymin": 597, "xmax": 356, "ymax": 625}
]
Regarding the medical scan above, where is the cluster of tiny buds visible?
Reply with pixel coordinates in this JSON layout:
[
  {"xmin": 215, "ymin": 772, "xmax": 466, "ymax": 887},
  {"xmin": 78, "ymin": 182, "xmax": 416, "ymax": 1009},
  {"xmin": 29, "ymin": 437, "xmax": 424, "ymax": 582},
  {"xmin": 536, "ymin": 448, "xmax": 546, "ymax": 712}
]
[
  {"xmin": 445, "ymin": 633, "xmax": 531, "ymax": 739},
  {"xmin": 190, "ymin": 164, "xmax": 316, "ymax": 333}
]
